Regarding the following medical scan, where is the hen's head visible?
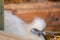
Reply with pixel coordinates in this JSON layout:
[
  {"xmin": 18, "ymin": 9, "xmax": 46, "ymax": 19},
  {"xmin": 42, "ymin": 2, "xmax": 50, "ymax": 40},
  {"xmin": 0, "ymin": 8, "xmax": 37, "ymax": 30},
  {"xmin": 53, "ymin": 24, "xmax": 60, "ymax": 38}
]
[{"xmin": 31, "ymin": 17, "xmax": 46, "ymax": 31}]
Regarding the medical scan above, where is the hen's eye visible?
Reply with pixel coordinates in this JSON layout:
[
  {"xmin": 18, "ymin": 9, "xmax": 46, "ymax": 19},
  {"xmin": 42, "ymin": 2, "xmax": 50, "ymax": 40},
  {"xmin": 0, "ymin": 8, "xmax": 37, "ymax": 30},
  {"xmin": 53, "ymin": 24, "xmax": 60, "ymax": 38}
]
[
  {"xmin": 31, "ymin": 28, "xmax": 39, "ymax": 35},
  {"xmin": 33, "ymin": 28, "xmax": 39, "ymax": 32}
]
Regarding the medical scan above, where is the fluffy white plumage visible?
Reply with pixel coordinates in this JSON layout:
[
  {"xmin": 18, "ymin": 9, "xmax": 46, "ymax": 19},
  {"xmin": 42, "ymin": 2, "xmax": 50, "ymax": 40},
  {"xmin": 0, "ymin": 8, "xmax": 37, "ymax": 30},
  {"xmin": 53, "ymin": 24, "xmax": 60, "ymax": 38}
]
[
  {"xmin": 4, "ymin": 10, "xmax": 46, "ymax": 40},
  {"xmin": 31, "ymin": 17, "xmax": 46, "ymax": 31}
]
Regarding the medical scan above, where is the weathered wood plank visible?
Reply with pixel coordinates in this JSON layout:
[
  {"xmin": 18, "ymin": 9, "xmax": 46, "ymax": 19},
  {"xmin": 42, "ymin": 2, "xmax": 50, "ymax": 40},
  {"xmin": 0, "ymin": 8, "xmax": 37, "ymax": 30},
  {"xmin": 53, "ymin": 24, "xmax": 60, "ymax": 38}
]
[{"xmin": 0, "ymin": 31, "xmax": 26, "ymax": 40}]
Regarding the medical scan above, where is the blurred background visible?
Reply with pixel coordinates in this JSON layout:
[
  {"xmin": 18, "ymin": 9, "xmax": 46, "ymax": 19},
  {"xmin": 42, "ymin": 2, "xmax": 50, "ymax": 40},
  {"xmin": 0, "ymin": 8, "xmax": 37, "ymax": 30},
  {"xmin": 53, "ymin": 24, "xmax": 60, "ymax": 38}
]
[{"xmin": 4, "ymin": 0, "xmax": 60, "ymax": 32}]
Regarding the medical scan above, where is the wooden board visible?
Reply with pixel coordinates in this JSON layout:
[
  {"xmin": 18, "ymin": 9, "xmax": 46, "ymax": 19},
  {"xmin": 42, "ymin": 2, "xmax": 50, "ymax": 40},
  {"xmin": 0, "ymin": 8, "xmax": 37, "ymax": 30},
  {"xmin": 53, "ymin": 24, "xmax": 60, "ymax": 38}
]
[{"xmin": 0, "ymin": 31, "xmax": 26, "ymax": 40}]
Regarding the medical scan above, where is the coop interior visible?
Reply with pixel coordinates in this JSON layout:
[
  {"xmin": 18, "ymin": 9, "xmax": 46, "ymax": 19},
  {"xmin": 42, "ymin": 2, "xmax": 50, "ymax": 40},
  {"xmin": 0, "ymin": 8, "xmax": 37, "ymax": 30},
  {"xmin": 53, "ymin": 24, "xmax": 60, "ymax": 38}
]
[{"xmin": 0, "ymin": 0, "xmax": 60, "ymax": 40}]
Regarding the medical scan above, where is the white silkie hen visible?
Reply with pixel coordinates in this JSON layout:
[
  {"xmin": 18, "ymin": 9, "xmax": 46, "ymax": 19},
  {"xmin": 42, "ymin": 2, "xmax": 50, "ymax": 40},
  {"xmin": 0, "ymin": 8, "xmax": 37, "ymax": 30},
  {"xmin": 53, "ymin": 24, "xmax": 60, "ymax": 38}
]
[{"xmin": 4, "ymin": 10, "xmax": 46, "ymax": 40}]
